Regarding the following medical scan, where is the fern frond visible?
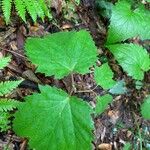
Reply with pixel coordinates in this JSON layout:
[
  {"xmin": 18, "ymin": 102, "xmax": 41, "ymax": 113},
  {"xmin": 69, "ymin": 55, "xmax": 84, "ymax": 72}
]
[
  {"xmin": 38, "ymin": 0, "xmax": 52, "ymax": 19},
  {"xmin": 23, "ymin": 0, "xmax": 38, "ymax": 22},
  {"xmin": 34, "ymin": 0, "xmax": 45, "ymax": 21},
  {"xmin": 0, "ymin": 56, "xmax": 11, "ymax": 69},
  {"xmin": 0, "ymin": 99, "xmax": 20, "ymax": 111},
  {"xmin": 2, "ymin": 0, "xmax": 12, "ymax": 24},
  {"xmin": 0, "ymin": 111, "xmax": 11, "ymax": 131},
  {"xmin": 0, "ymin": 80, "xmax": 23, "ymax": 96},
  {"xmin": 14, "ymin": 0, "xmax": 26, "ymax": 22},
  {"xmin": 1, "ymin": 0, "xmax": 52, "ymax": 23}
]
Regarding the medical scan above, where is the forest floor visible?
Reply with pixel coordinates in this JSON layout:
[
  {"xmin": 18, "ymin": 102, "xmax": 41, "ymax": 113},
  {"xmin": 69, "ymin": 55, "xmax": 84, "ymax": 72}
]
[{"xmin": 0, "ymin": 0, "xmax": 150, "ymax": 150}]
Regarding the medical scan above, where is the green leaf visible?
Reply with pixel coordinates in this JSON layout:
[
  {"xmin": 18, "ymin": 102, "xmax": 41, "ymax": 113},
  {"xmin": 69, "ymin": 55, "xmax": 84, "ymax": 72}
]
[
  {"xmin": 25, "ymin": 30, "xmax": 98, "ymax": 79},
  {"xmin": 23, "ymin": 0, "xmax": 38, "ymax": 22},
  {"xmin": 107, "ymin": 43, "xmax": 150, "ymax": 80},
  {"xmin": 109, "ymin": 80, "xmax": 127, "ymax": 95},
  {"xmin": 0, "ymin": 99, "xmax": 20, "ymax": 111},
  {"xmin": 135, "ymin": 80, "xmax": 143, "ymax": 90},
  {"xmin": 94, "ymin": 63, "xmax": 116, "ymax": 89},
  {"xmin": 38, "ymin": 0, "xmax": 52, "ymax": 19},
  {"xmin": 14, "ymin": 0, "xmax": 26, "ymax": 22},
  {"xmin": 0, "ymin": 111, "xmax": 11, "ymax": 132},
  {"xmin": 0, "ymin": 80, "xmax": 23, "ymax": 96},
  {"xmin": 2, "ymin": 0, "xmax": 12, "ymax": 24},
  {"xmin": 0, "ymin": 56, "xmax": 11, "ymax": 69},
  {"xmin": 13, "ymin": 85, "xmax": 94, "ymax": 150},
  {"xmin": 75, "ymin": 0, "xmax": 80, "ymax": 5},
  {"xmin": 141, "ymin": 96, "xmax": 150, "ymax": 119},
  {"xmin": 95, "ymin": 94, "xmax": 113, "ymax": 115},
  {"xmin": 107, "ymin": 1, "xmax": 150, "ymax": 44},
  {"xmin": 123, "ymin": 142, "xmax": 131, "ymax": 150},
  {"xmin": 1, "ymin": 0, "xmax": 51, "ymax": 23},
  {"xmin": 96, "ymin": 0, "xmax": 113, "ymax": 18}
]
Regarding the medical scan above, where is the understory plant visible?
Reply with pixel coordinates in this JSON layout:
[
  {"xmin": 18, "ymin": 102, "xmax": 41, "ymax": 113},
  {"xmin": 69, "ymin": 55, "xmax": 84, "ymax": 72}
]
[
  {"xmin": 1, "ymin": 0, "xmax": 52, "ymax": 24},
  {"xmin": 0, "ymin": 56, "xmax": 22, "ymax": 131},
  {"xmin": 105, "ymin": 0, "xmax": 150, "ymax": 119},
  {"xmin": 1, "ymin": 0, "xmax": 148, "ymax": 149},
  {"xmin": 1, "ymin": 0, "xmax": 81, "ymax": 24}
]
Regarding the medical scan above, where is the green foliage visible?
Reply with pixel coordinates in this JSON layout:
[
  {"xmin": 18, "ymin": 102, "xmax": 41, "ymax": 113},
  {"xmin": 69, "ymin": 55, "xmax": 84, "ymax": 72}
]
[
  {"xmin": 106, "ymin": 1, "xmax": 150, "ymax": 81},
  {"xmin": 106, "ymin": 0, "xmax": 150, "ymax": 44},
  {"xmin": 107, "ymin": 44, "xmax": 150, "ymax": 80},
  {"xmin": 94, "ymin": 63, "xmax": 116, "ymax": 89},
  {"xmin": 94, "ymin": 63, "xmax": 127, "ymax": 94},
  {"xmin": 75, "ymin": 0, "xmax": 80, "ymax": 5},
  {"xmin": 95, "ymin": 94, "xmax": 113, "ymax": 115},
  {"xmin": 141, "ymin": 96, "xmax": 150, "ymax": 119},
  {"xmin": 96, "ymin": 0, "xmax": 113, "ymax": 18},
  {"xmin": 25, "ymin": 30, "xmax": 98, "ymax": 79},
  {"xmin": 0, "ymin": 111, "xmax": 11, "ymax": 132},
  {"xmin": 13, "ymin": 85, "xmax": 94, "ymax": 150},
  {"xmin": 0, "ymin": 79, "xmax": 22, "ymax": 131},
  {"xmin": 0, "ymin": 57, "xmax": 22, "ymax": 131},
  {"xmin": 12, "ymin": 17, "xmax": 150, "ymax": 149},
  {"xmin": 14, "ymin": 0, "xmax": 26, "ymax": 22},
  {"xmin": 109, "ymin": 80, "xmax": 127, "ymax": 95},
  {"xmin": 0, "ymin": 56, "xmax": 11, "ymax": 69},
  {"xmin": 1, "ymin": 0, "xmax": 51, "ymax": 24},
  {"xmin": 123, "ymin": 142, "xmax": 131, "ymax": 150},
  {"xmin": 0, "ymin": 99, "xmax": 20, "ymax": 111},
  {"xmin": 0, "ymin": 80, "xmax": 23, "ymax": 96},
  {"xmin": 135, "ymin": 80, "xmax": 143, "ymax": 90},
  {"xmin": 13, "ymin": 30, "xmax": 97, "ymax": 149},
  {"xmin": 2, "ymin": 0, "xmax": 12, "ymax": 24}
]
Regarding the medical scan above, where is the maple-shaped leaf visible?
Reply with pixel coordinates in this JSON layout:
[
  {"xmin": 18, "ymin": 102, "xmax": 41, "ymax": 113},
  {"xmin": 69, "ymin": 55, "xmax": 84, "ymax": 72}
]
[
  {"xmin": 25, "ymin": 30, "xmax": 98, "ymax": 79},
  {"xmin": 94, "ymin": 63, "xmax": 116, "ymax": 89},
  {"xmin": 141, "ymin": 96, "xmax": 150, "ymax": 119},
  {"xmin": 107, "ymin": 1, "xmax": 150, "ymax": 44},
  {"xmin": 13, "ymin": 85, "xmax": 94, "ymax": 150},
  {"xmin": 107, "ymin": 43, "xmax": 150, "ymax": 80},
  {"xmin": 95, "ymin": 94, "xmax": 113, "ymax": 115}
]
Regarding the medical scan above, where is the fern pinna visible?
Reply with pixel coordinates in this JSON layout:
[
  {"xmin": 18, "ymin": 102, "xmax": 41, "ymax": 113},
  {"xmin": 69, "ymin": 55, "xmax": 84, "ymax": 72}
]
[
  {"xmin": 0, "ymin": 56, "xmax": 22, "ymax": 131},
  {"xmin": 1, "ymin": 0, "xmax": 51, "ymax": 24}
]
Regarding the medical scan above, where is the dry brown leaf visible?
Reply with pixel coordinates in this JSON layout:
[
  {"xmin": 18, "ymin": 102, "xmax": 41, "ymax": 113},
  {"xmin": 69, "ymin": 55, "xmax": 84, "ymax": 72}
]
[
  {"xmin": 0, "ymin": 27, "xmax": 16, "ymax": 43},
  {"xmin": 10, "ymin": 41, "xmax": 18, "ymax": 51},
  {"xmin": 22, "ymin": 70, "xmax": 41, "ymax": 84},
  {"xmin": 61, "ymin": 23, "xmax": 73, "ymax": 29},
  {"xmin": 108, "ymin": 110, "xmax": 119, "ymax": 124},
  {"xmin": 98, "ymin": 143, "xmax": 112, "ymax": 150}
]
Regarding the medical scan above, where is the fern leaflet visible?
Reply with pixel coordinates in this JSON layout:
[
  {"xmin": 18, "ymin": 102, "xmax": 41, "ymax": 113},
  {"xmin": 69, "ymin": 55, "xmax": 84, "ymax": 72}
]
[
  {"xmin": 0, "ymin": 99, "xmax": 20, "ymax": 111},
  {"xmin": 0, "ymin": 56, "xmax": 11, "ymax": 70},
  {"xmin": 0, "ymin": 80, "xmax": 23, "ymax": 96},
  {"xmin": 2, "ymin": 0, "xmax": 12, "ymax": 24},
  {"xmin": 1, "ymin": 0, "xmax": 51, "ymax": 23},
  {"xmin": 14, "ymin": 0, "xmax": 26, "ymax": 22}
]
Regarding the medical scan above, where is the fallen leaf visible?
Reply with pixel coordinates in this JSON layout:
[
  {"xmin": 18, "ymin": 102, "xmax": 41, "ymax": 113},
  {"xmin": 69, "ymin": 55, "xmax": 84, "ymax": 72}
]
[{"xmin": 98, "ymin": 143, "xmax": 112, "ymax": 150}]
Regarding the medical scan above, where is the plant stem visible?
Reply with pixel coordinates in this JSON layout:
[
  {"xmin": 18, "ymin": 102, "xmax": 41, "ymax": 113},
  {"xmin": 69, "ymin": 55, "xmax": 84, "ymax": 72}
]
[
  {"xmin": 76, "ymin": 85, "xmax": 98, "ymax": 96},
  {"xmin": 69, "ymin": 73, "xmax": 76, "ymax": 96},
  {"xmin": 137, "ymin": 125, "xmax": 143, "ymax": 150}
]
